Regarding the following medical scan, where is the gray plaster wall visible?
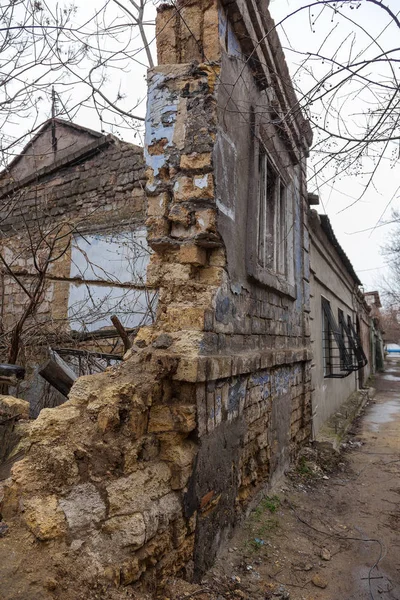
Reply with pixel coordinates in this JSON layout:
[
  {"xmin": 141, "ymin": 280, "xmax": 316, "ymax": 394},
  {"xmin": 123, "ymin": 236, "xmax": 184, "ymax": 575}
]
[
  {"xmin": 309, "ymin": 214, "xmax": 359, "ymax": 437},
  {"xmin": 213, "ymin": 6, "xmax": 309, "ymax": 349},
  {"xmin": 184, "ymin": 3, "xmax": 313, "ymax": 576}
]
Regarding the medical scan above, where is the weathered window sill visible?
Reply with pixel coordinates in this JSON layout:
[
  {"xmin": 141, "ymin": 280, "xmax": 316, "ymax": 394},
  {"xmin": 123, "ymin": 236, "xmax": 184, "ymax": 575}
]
[{"xmin": 248, "ymin": 263, "xmax": 296, "ymax": 300}]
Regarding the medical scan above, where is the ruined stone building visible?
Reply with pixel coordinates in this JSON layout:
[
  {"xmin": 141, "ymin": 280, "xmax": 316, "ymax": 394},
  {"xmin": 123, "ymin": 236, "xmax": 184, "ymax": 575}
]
[
  {"xmin": 0, "ymin": 118, "xmax": 154, "ymax": 415},
  {"xmin": 0, "ymin": 1, "xmax": 377, "ymax": 598}
]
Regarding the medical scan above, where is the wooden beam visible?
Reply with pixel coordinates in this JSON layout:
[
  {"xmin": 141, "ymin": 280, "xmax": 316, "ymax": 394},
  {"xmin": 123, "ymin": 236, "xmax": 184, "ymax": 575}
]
[
  {"xmin": 111, "ymin": 315, "xmax": 132, "ymax": 353},
  {"xmin": 39, "ymin": 349, "xmax": 78, "ymax": 397}
]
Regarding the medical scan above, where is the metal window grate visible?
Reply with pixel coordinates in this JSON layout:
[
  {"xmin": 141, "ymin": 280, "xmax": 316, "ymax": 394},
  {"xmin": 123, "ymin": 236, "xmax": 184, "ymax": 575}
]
[
  {"xmin": 338, "ymin": 313, "xmax": 368, "ymax": 371},
  {"xmin": 322, "ymin": 298, "xmax": 353, "ymax": 378},
  {"xmin": 346, "ymin": 318, "xmax": 368, "ymax": 370}
]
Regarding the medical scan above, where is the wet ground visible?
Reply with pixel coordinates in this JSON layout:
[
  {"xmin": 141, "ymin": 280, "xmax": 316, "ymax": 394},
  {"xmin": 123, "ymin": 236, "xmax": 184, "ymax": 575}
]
[{"xmin": 163, "ymin": 357, "xmax": 400, "ymax": 600}]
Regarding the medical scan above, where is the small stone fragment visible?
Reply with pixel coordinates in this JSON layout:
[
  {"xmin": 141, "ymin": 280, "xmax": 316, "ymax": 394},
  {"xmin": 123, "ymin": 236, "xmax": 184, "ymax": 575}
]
[
  {"xmin": 123, "ymin": 346, "xmax": 139, "ymax": 361},
  {"xmin": 312, "ymin": 574, "xmax": 328, "ymax": 589},
  {"xmin": 45, "ymin": 578, "xmax": 58, "ymax": 591},
  {"xmin": 321, "ymin": 547, "xmax": 331, "ymax": 561},
  {"xmin": 0, "ymin": 522, "xmax": 8, "ymax": 537},
  {"xmin": 152, "ymin": 334, "xmax": 173, "ymax": 349}
]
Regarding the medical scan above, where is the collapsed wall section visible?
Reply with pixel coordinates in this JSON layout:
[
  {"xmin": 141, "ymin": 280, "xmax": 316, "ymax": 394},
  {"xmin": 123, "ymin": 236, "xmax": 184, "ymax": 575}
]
[
  {"xmin": 0, "ymin": 353, "xmax": 200, "ymax": 598},
  {"xmin": 0, "ymin": 135, "xmax": 148, "ymax": 414}
]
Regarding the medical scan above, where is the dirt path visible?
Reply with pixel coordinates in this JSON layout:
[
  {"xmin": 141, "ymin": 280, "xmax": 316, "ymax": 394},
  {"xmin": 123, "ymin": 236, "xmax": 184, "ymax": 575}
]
[{"xmin": 164, "ymin": 357, "xmax": 400, "ymax": 600}]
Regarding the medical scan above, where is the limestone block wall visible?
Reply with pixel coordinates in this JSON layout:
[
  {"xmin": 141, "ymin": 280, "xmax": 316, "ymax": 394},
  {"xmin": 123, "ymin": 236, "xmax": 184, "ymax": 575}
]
[
  {"xmin": 0, "ymin": 1, "xmax": 314, "ymax": 596},
  {"xmin": 0, "ymin": 137, "xmax": 146, "ymax": 335},
  {"xmin": 141, "ymin": 0, "xmax": 313, "ymax": 579},
  {"xmin": 0, "ymin": 352, "xmax": 200, "ymax": 598}
]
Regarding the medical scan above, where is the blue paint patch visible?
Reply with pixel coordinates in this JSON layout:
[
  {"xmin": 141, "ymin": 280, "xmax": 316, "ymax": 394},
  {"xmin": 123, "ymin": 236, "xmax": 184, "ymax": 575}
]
[
  {"xmin": 251, "ymin": 372, "xmax": 271, "ymax": 400},
  {"xmin": 218, "ymin": 6, "xmax": 228, "ymax": 45},
  {"xmin": 218, "ymin": 5, "xmax": 242, "ymax": 58},
  {"xmin": 231, "ymin": 283, "xmax": 242, "ymax": 295},
  {"xmin": 227, "ymin": 21, "xmax": 242, "ymax": 58},
  {"xmin": 272, "ymin": 367, "xmax": 291, "ymax": 397},
  {"xmin": 251, "ymin": 372, "xmax": 270, "ymax": 386},
  {"xmin": 144, "ymin": 73, "xmax": 179, "ymax": 176},
  {"xmin": 215, "ymin": 294, "xmax": 231, "ymax": 324},
  {"xmin": 215, "ymin": 393, "xmax": 222, "ymax": 418},
  {"xmin": 228, "ymin": 378, "xmax": 247, "ymax": 413},
  {"xmin": 262, "ymin": 386, "xmax": 270, "ymax": 400}
]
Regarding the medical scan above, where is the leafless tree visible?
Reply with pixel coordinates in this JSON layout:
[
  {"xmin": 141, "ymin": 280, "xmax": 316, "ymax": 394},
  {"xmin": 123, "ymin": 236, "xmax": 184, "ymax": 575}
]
[
  {"xmin": 380, "ymin": 209, "xmax": 400, "ymax": 306},
  {"xmin": 0, "ymin": 177, "xmax": 157, "ymax": 378},
  {"xmin": 1, "ymin": 0, "xmax": 399, "ymax": 206},
  {"xmin": 379, "ymin": 306, "xmax": 400, "ymax": 343},
  {"xmin": 0, "ymin": 0, "xmax": 159, "ymax": 169},
  {"xmin": 262, "ymin": 1, "xmax": 400, "ymax": 212}
]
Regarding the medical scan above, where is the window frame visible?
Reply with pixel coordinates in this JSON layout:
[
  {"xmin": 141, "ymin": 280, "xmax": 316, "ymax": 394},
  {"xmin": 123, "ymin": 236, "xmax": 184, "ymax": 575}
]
[
  {"xmin": 338, "ymin": 308, "xmax": 346, "ymax": 369},
  {"xmin": 323, "ymin": 298, "xmax": 333, "ymax": 377},
  {"xmin": 247, "ymin": 128, "xmax": 296, "ymax": 298},
  {"xmin": 67, "ymin": 227, "xmax": 156, "ymax": 332},
  {"xmin": 347, "ymin": 315, "xmax": 354, "ymax": 366}
]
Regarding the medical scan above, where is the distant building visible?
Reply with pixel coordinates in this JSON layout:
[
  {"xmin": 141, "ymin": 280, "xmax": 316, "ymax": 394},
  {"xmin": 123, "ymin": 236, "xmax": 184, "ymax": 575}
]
[
  {"xmin": 364, "ymin": 291, "xmax": 385, "ymax": 369},
  {"xmin": 309, "ymin": 209, "xmax": 379, "ymax": 437},
  {"xmin": 0, "ymin": 118, "xmax": 155, "ymax": 415}
]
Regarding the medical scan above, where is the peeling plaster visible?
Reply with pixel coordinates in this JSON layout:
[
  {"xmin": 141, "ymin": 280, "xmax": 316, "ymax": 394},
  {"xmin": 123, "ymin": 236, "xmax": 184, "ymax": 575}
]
[
  {"xmin": 145, "ymin": 72, "xmax": 179, "ymax": 176},
  {"xmin": 194, "ymin": 175, "xmax": 209, "ymax": 189}
]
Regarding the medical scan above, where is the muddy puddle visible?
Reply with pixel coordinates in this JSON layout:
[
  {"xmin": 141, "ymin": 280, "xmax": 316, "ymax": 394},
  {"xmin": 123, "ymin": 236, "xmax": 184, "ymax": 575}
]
[
  {"xmin": 381, "ymin": 373, "xmax": 400, "ymax": 381},
  {"xmin": 364, "ymin": 398, "xmax": 400, "ymax": 431}
]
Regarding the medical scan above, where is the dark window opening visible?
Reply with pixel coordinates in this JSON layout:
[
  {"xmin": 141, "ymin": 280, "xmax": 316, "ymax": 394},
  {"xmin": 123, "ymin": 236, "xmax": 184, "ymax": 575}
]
[{"xmin": 338, "ymin": 309, "xmax": 346, "ymax": 369}]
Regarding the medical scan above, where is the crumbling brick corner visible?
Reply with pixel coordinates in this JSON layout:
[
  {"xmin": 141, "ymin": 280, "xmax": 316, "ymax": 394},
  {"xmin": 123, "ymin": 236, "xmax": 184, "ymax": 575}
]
[{"xmin": 156, "ymin": 0, "xmax": 221, "ymax": 66}]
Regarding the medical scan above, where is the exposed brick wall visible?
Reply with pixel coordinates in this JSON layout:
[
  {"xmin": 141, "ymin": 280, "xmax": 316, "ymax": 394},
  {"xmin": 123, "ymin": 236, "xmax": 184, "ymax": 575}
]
[
  {"xmin": 0, "ymin": 134, "xmax": 147, "ymax": 411},
  {"xmin": 0, "ymin": 1, "xmax": 315, "ymax": 597},
  {"xmin": 142, "ymin": 0, "xmax": 313, "ymax": 579},
  {"xmin": 0, "ymin": 136, "xmax": 146, "ymax": 329}
]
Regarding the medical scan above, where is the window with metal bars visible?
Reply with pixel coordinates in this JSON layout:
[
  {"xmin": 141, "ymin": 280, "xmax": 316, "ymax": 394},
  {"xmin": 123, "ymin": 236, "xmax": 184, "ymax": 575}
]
[
  {"xmin": 347, "ymin": 315, "xmax": 354, "ymax": 366},
  {"xmin": 338, "ymin": 308, "xmax": 346, "ymax": 369},
  {"xmin": 321, "ymin": 298, "xmax": 353, "ymax": 378},
  {"xmin": 342, "ymin": 315, "xmax": 368, "ymax": 370}
]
